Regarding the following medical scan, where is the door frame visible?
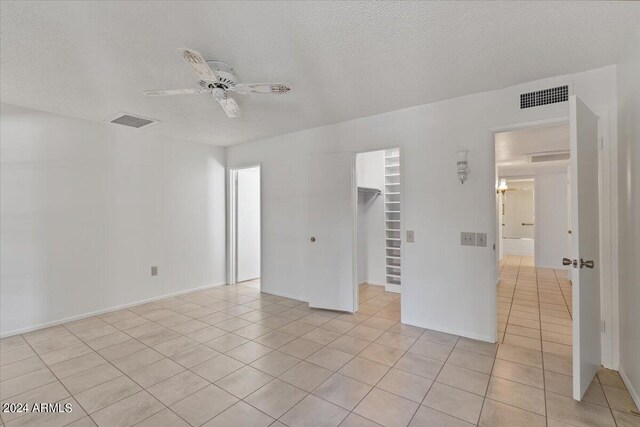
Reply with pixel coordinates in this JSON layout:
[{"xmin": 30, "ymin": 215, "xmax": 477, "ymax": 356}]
[
  {"xmin": 227, "ymin": 163, "xmax": 262, "ymax": 286},
  {"xmin": 489, "ymin": 112, "xmax": 618, "ymax": 369},
  {"xmin": 352, "ymin": 145, "xmax": 404, "ymax": 315}
]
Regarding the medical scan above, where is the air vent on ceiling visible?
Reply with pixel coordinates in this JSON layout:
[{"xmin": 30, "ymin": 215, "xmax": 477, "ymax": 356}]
[
  {"xmin": 109, "ymin": 114, "xmax": 156, "ymax": 128},
  {"xmin": 520, "ymin": 85, "xmax": 568, "ymax": 109}
]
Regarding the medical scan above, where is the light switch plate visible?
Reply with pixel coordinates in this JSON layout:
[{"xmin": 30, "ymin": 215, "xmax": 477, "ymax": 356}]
[
  {"xmin": 151, "ymin": 266, "xmax": 158, "ymax": 276},
  {"xmin": 461, "ymin": 232, "xmax": 476, "ymax": 246},
  {"xmin": 406, "ymin": 230, "xmax": 415, "ymax": 243},
  {"xmin": 476, "ymin": 233, "xmax": 487, "ymax": 247}
]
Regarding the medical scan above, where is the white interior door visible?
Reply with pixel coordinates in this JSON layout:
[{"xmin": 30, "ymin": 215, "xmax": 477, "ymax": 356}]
[
  {"xmin": 237, "ymin": 167, "xmax": 261, "ymax": 282},
  {"xmin": 569, "ymin": 95, "xmax": 601, "ymax": 400},
  {"xmin": 305, "ymin": 152, "xmax": 355, "ymax": 312}
]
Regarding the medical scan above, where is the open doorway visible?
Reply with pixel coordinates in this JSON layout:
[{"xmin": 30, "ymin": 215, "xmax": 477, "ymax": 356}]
[
  {"xmin": 229, "ymin": 165, "xmax": 261, "ymax": 291},
  {"xmin": 354, "ymin": 148, "xmax": 401, "ymax": 322},
  {"xmin": 494, "ymin": 124, "xmax": 572, "ymax": 347}
]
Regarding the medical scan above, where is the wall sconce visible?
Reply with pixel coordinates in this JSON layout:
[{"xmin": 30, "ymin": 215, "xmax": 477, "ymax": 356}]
[
  {"xmin": 497, "ymin": 178, "xmax": 509, "ymax": 195},
  {"xmin": 456, "ymin": 150, "xmax": 470, "ymax": 184}
]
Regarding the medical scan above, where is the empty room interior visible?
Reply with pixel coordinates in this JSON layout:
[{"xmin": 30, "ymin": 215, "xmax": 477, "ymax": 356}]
[{"xmin": 1, "ymin": 2, "xmax": 639, "ymax": 427}]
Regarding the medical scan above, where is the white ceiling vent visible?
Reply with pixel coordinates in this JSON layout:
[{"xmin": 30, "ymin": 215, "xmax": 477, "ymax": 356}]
[
  {"xmin": 109, "ymin": 113, "xmax": 157, "ymax": 128},
  {"xmin": 520, "ymin": 85, "xmax": 568, "ymax": 109}
]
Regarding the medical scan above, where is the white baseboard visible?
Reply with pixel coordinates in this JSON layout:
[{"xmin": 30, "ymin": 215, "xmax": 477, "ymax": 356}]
[
  {"xmin": 619, "ymin": 365, "xmax": 640, "ymax": 410},
  {"xmin": 400, "ymin": 316, "xmax": 495, "ymax": 343},
  {"xmin": 261, "ymin": 288, "xmax": 308, "ymax": 303},
  {"xmin": 385, "ymin": 284, "xmax": 401, "ymax": 294},
  {"xmin": 0, "ymin": 281, "xmax": 227, "ymax": 339}
]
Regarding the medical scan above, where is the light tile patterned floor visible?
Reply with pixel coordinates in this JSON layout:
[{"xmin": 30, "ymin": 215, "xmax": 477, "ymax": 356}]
[{"xmin": 0, "ymin": 274, "xmax": 637, "ymax": 426}]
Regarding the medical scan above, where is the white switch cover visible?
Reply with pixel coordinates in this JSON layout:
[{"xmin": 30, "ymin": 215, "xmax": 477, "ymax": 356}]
[
  {"xmin": 406, "ymin": 230, "xmax": 415, "ymax": 243},
  {"xmin": 476, "ymin": 233, "xmax": 487, "ymax": 247}
]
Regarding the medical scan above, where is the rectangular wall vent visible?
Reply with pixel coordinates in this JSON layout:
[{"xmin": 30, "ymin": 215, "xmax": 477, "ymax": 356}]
[
  {"xmin": 110, "ymin": 114, "xmax": 156, "ymax": 128},
  {"xmin": 520, "ymin": 85, "xmax": 568, "ymax": 109}
]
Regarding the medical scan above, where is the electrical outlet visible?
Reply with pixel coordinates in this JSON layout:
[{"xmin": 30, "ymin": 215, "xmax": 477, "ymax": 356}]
[
  {"xmin": 476, "ymin": 233, "xmax": 487, "ymax": 247},
  {"xmin": 406, "ymin": 230, "xmax": 415, "ymax": 243},
  {"xmin": 151, "ymin": 266, "xmax": 158, "ymax": 276},
  {"xmin": 461, "ymin": 232, "xmax": 476, "ymax": 246}
]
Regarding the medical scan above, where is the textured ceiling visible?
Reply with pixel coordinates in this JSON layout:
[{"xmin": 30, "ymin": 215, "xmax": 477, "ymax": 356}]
[{"xmin": 1, "ymin": 1, "xmax": 639, "ymax": 146}]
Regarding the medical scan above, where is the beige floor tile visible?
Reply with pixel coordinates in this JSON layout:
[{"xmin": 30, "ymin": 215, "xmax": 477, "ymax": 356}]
[
  {"xmin": 506, "ymin": 324, "xmax": 541, "ymax": 339},
  {"xmin": 329, "ymin": 335, "xmax": 372, "ymax": 355},
  {"xmin": 203, "ymin": 333, "xmax": 249, "ymax": 353},
  {"xmin": 612, "ymin": 410, "xmax": 640, "ymax": 427},
  {"xmin": 186, "ymin": 326, "xmax": 227, "ymax": 343},
  {"xmin": 376, "ymin": 332, "xmax": 417, "ymax": 351},
  {"xmin": 191, "ymin": 354, "xmax": 244, "ymax": 382},
  {"xmin": 147, "ymin": 370, "xmax": 209, "ymax": 405},
  {"xmin": 446, "ymin": 348, "xmax": 494, "ymax": 374},
  {"xmin": 455, "ymin": 338, "xmax": 498, "ymax": 357},
  {"xmin": 353, "ymin": 387, "xmax": 419, "ymax": 427},
  {"xmin": 153, "ymin": 335, "xmax": 199, "ymax": 357},
  {"xmin": 302, "ymin": 328, "xmax": 342, "ymax": 346},
  {"xmin": 60, "ymin": 363, "xmax": 122, "ymax": 394},
  {"xmin": 410, "ymin": 405, "xmax": 474, "ymax": 426},
  {"xmin": 204, "ymin": 401, "xmax": 274, "ymax": 427},
  {"xmin": 91, "ymin": 390, "xmax": 163, "ymax": 427},
  {"xmin": 280, "ymin": 360, "xmax": 333, "ymax": 392},
  {"xmin": 245, "ymin": 378, "xmax": 308, "ymax": 418},
  {"xmin": 278, "ymin": 320, "xmax": 317, "ymax": 337},
  {"xmin": 111, "ymin": 348, "xmax": 164, "ymax": 374},
  {"xmin": 225, "ymin": 341, "xmax": 272, "ymax": 364},
  {"xmin": 503, "ymin": 334, "xmax": 541, "ymax": 351},
  {"xmin": 135, "ymin": 408, "xmax": 190, "ymax": 427},
  {"xmin": 250, "ymin": 350, "xmax": 301, "ymax": 376},
  {"xmin": 313, "ymin": 373, "xmax": 372, "ymax": 410},
  {"xmin": 394, "ymin": 352, "xmax": 444, "ymax": 380},
  {"xmin": 544, "ymin": 352, "xmax": 573, "ymax": 376},
  {"xmin": 127, "ymin": 357, "xmax": 185, "ymax": 388},
  {"xmin": 341, "ymin": 412, "xmax": 384, "ymax": 427},
  {"xmin": 362, "ymin": 316, "xmax": 397, "ymax": 331},
  {"xmin": 546, "ymin": 391, "xmax": 616, "ymax": 427},
  {"xmin": 437, "ymin": 363, "xmax": 490, "ymax": 396},
  {"xmin": 543, "ymin": 341, "xmax": 572, "ymax": 358},
  {"xmin": 479, "ymin": 398, "xmax": 546, "ymax": 427},
  {"xmin": 84, "ymin": 331, "xmax": 131, "ymax": 351},
  {"xmin": 0, "ymin": 368, "xmax": 57, "ymax": 399},
  {"xmin": 67, "ymin": 415, "xmax": 99, "ymax": 427},
  {"xmin": 358, "ymin": 342, "xmax": 404, "ymax": 367},
  {"xmin": 0, "ymin": 356, "xmax": 45, "ymax": 382},
  {"xmin": 542, "ymin": 331, "xmax": 573, "ymax": 346},
  {"xmin": 215, "ymin": 365, "xmax": 273, "ymax": 398},
  {"xmin": 279, "ymin": 338, "xmax": 324, "ymax": 359},
  {"xmin": 423, "ymin": 382, "xmax": 484, "ymax": 425},
  {"xmin": 338, "ymin": 357, "xmax": 390, "ymax": 386},
  {"xmin": 490, "ymin": 358, "xmax": 544, "ymax": 389},
  {"xmin": 408, "ymin": 340, "xmax": 453, "ymax": 362},
  {"xmin": 250, "ymin": 330, "xmax": 295, "ymax": 349},
  {"xmin": 486, "ymin": 376, "xmax": 545, "ymax": 415},
  {"xmin": 496, "ymin": 344, "xmax": 542, "ymax": 369},
  {"xmin": 75, "ymin": 375, "xmax": 141, "ymax": 413},
  {"xmin": 97, "ymin": 339, "xmax": 147, "ymax": 361},
  {"xmin": 597, "ymin": 367, "xmax": 627, "ymax": 389},
  {"xmin": 377, "ymin": 368, "xmax": 432, "ymax": 403},
  {"xmin": 601, "ymin": 384, "xmax": 638, "ymax": 412},
  {"xmin": 280, "ymin": 394, "xmax": 349, "ymax": 427},
  {"xmin": 171, "ymin": 384, "xmax": 238, "ymax": 426},
  {"xmin": 170, "ymin": 344, "xmax": 219, "ymax": 368},
  {"xmin": 306, "ymin": 347, "xmax": 354, "ymax": 371},
  {"xmin": 39, "ymin": 342, "xmax": 94, "ymax": 366},
  {"xmin": 347, "ymin": 325, "xmax": 386, "ymax": 342},
  {"xmin": 322, "ymin": 319, "xmax": 359, "ymax": 334}
]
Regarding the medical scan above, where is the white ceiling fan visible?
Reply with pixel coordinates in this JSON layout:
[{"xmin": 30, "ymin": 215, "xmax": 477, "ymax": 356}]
[{"xmin": 143, "ymin": 48, "xmax": 291, "ymax": 118}]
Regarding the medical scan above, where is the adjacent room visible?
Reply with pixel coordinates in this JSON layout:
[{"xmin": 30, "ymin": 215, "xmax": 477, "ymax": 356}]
[{"xmin": 1, "ymin": 2, "xmax": 639, "ymax": 427}]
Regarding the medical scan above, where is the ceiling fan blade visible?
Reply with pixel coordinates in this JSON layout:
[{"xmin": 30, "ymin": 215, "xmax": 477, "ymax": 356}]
[
  {"xmin": 143, "ymin": 88, "xmax": 206, "ymax": 96},
  {"xmin": 178, "ymin": 48, "xmax": 219, "ymax": 82},
  {"xmin": 231, "ymin": 83, "xmax": 291, "ymax": 95},
  {"xmin": 217, "ymin": 96, "xmax": 241, "ymax": 118}
]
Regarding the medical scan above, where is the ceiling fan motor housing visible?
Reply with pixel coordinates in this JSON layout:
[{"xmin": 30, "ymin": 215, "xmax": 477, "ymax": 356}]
[{"xmin": 205, "ymin": 60, "xmax": 238, "ymax": 90}]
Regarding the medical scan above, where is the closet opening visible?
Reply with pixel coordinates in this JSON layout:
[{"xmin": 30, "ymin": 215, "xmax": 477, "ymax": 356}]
[
  {"xmin": 228, "ymin": 165, "xmax": 261, "ymax": 291},
  {"xmin": 354, "ymin": 148, "xmax": 402, "ymax": 321}
]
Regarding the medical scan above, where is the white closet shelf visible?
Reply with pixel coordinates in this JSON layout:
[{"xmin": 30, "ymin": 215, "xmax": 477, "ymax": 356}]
[
  {"xmin": 386, "ymin": 273, "xmax": 401, "ymax": 278},
  {"xmin": 386, "ymin": 255, "xmax": 401, "ymax": 260}
]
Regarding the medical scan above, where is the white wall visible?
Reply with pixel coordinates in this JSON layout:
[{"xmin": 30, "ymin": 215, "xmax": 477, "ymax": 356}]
[
  {"xmin": 0, "ymin": 104, "xmax": 226, "ymax": 336},
  {"xmin": 237, "ymin": 167, "xmax": 261, "ymax": 282},
  {"xmin": 535, "ymin": 172, "xmax": 569, "ymax": 269},
  {"xmin": 502, "ymin": 238, "xmax": 535, "ymax": 257},
  {"xmin": 356, "ymin": 151, "xmax": 386, "ymax": 285},
  {"xmin": 616, "ymin": 26, "xmax": 640, "ymax": 407},
  {"xmin": 227, "ymin": 66, "xmax": 618, "ymax": 341}
]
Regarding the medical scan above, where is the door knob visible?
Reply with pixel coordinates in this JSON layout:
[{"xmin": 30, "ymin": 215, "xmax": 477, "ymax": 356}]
[
  {"xmin": 562, "ymin": 258, "xmax": 572, "ymax": 266},
  {"xmin": 310, "ymin": 237, "xmax": 316, "ymax": 243},
  {"xmin": 580, "ymin": 259, "xmax": 595, "ymax": 269}
]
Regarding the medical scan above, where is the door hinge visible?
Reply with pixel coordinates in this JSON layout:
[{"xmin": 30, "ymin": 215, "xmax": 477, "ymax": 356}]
[
  {"xmin": 598, "ymin": 137, "xmax": 604, "ymax": 150},
  {"xmin": 601, "ymin": 320, "xmax": 606, "ymax": 332}
]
